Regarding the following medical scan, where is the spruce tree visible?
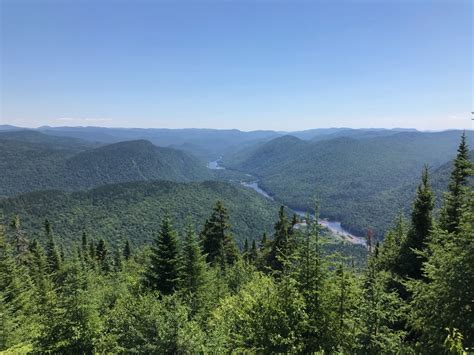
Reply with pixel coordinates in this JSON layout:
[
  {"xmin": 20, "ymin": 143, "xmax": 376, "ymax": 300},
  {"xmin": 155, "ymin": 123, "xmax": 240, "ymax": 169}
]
[
  {"xmin": 179, "ymin": 221, "xmax": 207, "ymax": 313},
  {"xmin": 123, "ymin": 239, "xmax": 132, "ymax": 260},
  {"xmin": 146, "ymin": 215, "xmax": 181, "ymax": 295},
  {"xmin": 243, "ymin": 239, "xmax": 249, "ymax": 262},
  {"xmin": 267, "ymin": 206, "xmax": 291, "ymax": 271},
  {"xmin": 9, "ymin": 215, "xmax": 29, "ymax": 263},
  {"xmin": 249, "ymin": 239, "xmax": 258, "ymax": 264},
  {"xmin": 0, "ymin": 225, "xmax": 35, "ymax": 349},
  {"xmin": 44, "ymin": 220, "xmax": 61, "ymax": 273},
  {"xmin": 397, "ymin": 166, "xmax": 434, "ymax": 280},
  {"xmin": 440, "ymin": 132, "xmax": 472, "ymax": 234},
  {"xmin": 201, "ymin": 201, "xmax": 239, "ymax": 266},
  {"xmin": 96, "ymin": 238, "xmax": 110, "ymax": 272}
]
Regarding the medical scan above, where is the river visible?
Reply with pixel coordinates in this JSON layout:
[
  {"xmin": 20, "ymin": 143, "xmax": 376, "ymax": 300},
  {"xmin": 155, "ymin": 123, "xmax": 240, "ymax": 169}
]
[{"xmin": 208, "ymin": 158, "xmax": 366, "ymax": 246}]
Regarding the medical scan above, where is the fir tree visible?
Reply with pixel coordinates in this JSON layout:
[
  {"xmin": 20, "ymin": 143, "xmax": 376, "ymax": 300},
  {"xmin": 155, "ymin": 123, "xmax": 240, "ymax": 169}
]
[
  {"xmin": 9, "ymin": 215, "xmax": 29, "ymax": 263},
  {"xmin": 243, "ymin": 238, "xmax": 249, "ymax": 262},
  {"xmin": 179, "ymin": 221, "xmax": 207, "ymax": 313},
  {"xmin": 201, "ymin": 201, "xmax": 239, "ymax": 266},
  {"xmin": 397, "ymin": 166, "xmax": 434, "ymax": 280},
  {"xmin": 440, "ymin": 132, "xmax": 472, "ymax": 234},
  {"xmin": 44, "ymin": 220, "xmax": 61, "ymax": 273},
  {"xmin": 249, "ymin": 239, "xmax": 258, "ymax": 263},
  {"xmin": 267, "ymin": 206, "xmax": 291, "ymax": 271},
  {"xmin": 96, "ymin": 239, "xmax": 110, "ymax": 272},
  {"xmin": 146, "ymin": 215, "xmax": 181, "ymax": 295},
  {"xmin": 123, "ymin": 239, "xmax": 132, "ymax": 260}
]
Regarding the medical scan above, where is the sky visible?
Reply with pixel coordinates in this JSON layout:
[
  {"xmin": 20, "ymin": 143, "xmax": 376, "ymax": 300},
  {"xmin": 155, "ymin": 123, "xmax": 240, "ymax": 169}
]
[{"xmin": 0, "ymin": 0, "xmax": 472, "ymax": 131}]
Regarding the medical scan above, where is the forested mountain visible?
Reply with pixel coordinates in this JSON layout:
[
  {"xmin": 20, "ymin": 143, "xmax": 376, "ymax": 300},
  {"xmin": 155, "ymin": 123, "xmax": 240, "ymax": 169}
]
[
  {"xmin": 223, "ymin": 130, "xmax": 473, "ymax": 236},
  {"xmin": 0, "ymin": 134, "xmax": 212, "ymax": 196},
  {"xmin": 1, "ymin": 135, "xmax": 472, "ymax": 353},
  {"xmin": 2, "ymin": 125, "xmax": 421, "ymax": 161},
  {"xmin": 0, "ymin": 180, "xmax": 281, "ymax": 248}
]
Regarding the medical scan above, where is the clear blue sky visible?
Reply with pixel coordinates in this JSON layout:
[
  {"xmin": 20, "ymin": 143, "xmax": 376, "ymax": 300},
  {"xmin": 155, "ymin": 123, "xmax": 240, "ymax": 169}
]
[{"xmin": 1, "ymin": 0, "xmax": 472, "ymax": 131}]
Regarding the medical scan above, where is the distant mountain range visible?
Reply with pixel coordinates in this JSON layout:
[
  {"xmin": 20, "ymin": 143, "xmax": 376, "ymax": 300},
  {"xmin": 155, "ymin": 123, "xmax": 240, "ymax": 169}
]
[{"xmin": 0, "ymin": 125, "xmax": 424, "ymax": 161}]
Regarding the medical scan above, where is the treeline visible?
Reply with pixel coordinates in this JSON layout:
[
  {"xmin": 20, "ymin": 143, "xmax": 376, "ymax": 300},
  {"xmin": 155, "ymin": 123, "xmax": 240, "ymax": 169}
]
[{"xmin": 1, "ymin": 135, "xmax": 472, "ymax": 353}]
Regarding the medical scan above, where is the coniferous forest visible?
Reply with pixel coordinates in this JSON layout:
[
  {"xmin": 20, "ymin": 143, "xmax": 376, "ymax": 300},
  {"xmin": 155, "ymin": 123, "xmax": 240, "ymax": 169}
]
[{"xmin": 1, "ymin": 134, "xmax": 472, "ymax": 353}]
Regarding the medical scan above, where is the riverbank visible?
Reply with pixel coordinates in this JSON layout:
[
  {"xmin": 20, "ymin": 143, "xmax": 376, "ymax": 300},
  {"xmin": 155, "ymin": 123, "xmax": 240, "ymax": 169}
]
[{"xmin": 208, "ymin": 159, "xmax": 367, "ymax": 246}]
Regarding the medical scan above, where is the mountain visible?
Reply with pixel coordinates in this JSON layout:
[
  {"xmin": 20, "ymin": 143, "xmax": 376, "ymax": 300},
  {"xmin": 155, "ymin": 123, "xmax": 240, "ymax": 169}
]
[
  {"xmin": 222, "ymin": 130, "xmax": 473, "ymax": 236},
  {"xmin": 38, "ymin": 126, "xmax": 282, "ymax": 160},
  {"xmin": 0, "ymin": 133, "xmax": 212, "ymax": 196},
  {"xmin": 0, "ymin": 180, "xmax": 282, "ymax": 248}
]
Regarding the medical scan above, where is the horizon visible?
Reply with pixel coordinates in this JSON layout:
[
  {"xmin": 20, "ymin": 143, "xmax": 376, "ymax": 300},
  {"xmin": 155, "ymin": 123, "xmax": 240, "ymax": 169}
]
[
  {"xmin": 1, "ymin": 123, "xmax": 472, "ymax": 134},
  {"xmin": 1, "ymin": 0, "xmax": 472, "ymax": 131}
]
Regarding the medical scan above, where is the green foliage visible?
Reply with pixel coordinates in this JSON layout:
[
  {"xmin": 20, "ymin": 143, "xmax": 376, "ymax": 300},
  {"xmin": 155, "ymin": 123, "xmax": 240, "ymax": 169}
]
[
  {"xmin": 0, "ymin": 137, "xmax": 471, "ymax": 353},
  {"xmin": 0, "ymin": 180, "xmax": 281, "ymax": 247},
  {"xmin": 223, "ymin": 131, "xmax": 473, "ymax": 237},
  {"xmin": 0, "ymin": 135, "xmax": 212, "ymax": 197},
  {"xmin": 201, "ymin": 201, "xmax": 239, "ymax": 266},
  {"xmin": 145, "ymin": 215, "xmax": 181, "ymax": 295},
  {"xmin": 397, "ymin": 166, "xmax": 434, "ymax": 280},
  {"xmin": 440, "ymin": 132, "xmax": 473, "ymax": 234}
]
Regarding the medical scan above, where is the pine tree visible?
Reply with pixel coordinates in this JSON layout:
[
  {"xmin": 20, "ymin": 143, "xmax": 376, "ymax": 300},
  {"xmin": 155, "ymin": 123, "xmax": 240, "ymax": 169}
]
[
  {"xmin": 44, "ymin": 220, "xmax": 61, "ymax": 273},
  {"xmin": 397, "ymin": 166, "xmax": 434, "ymax": 280},
  {"xmin": 440, "ymin": 132, "xmax": 472, "ymax": 234},
  {"xmin": 146, "ymin": 215, "xmax": 181, "ymax": 295},
  {"xmin": 201, "ymin": 201, "xmax": 239, "ymax": 266}
]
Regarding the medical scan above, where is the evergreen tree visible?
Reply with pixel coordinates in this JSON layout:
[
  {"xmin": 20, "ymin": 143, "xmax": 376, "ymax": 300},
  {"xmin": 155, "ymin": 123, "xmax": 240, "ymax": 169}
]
[
  {"xmin": 96, "ymin": 238, "xmax": 110, "ymax": 272},
  {"xmin": 44, "ymin": 219, "xmax": 61, "ymax": 273},
  {"xmin": 243, "ymin": 238, "xmax": 249, "ymax": 262},
  {"xmin": 409, "ymin": 189, "xmax": 474, "ymax": 351},
  {"xmin": 397, "ymin": 166, "xmax": 434, "ymax": 280},
  {"xmin": 123, "ymin": 239, "xmax": 132, "ymax": 260},
  {"xmin": 201, "ymin": 201, "xmax": 239, "ymax": 266},
  {"xmin": 357, "ymin": 247, "xmax": 406, "ymax": 354},
  {"xmin": 0, "ymin": 225, "xmax": 35, "ymax": 350},
  {"xmin": 440, "ymin": 132, "xmax": 472, "ymax": 234},
  {"xmin": 267, "ymin": 206, "xmax": 291, "ymax": 271},
  {"xmin": 36, "ymin": 261, "xmax": 101, "ymax": 353},
  {"xmin": 249, "ymin": 239, "xmax": 258, "ymax": 264},
  {"xmin": 179, "ymin": 221, "xmax": 207, "ymax": 313},
  {"xmin": 113, "ymin": 248, "xmax": 122, "ymax": 272},
  {"xmin": 9, "ymin": 215, "xmax": 29, "ymax": 263},
  {"xmin": 146, "ymin": 215, "xmax": 181, "ymax": 295}
]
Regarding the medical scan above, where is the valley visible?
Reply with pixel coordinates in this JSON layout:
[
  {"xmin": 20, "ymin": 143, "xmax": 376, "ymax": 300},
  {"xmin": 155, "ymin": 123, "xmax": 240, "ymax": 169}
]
[{"xmin": 209, "ymin": 157, "xmax": 367, "ymax": 245}]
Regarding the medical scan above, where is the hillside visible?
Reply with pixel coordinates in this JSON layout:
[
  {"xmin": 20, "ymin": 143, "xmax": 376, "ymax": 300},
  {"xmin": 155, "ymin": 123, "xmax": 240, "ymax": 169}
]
[
  {"xmin": 0, "ymin": 133, "xmax": 212, "ymax": 196},
  {"xmin": 223, "ymin": 130, "xmax": 473, "ymax": 236},
  {"xmin": 0, "ymin": 180, "xmax": 282, "ymax": 248}
]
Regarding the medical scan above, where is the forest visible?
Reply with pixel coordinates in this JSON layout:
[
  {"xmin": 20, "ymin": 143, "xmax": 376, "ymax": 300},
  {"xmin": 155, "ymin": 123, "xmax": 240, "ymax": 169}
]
[{"xmin": 1, "ymin": 134, "xmax": 472, "ymax": 353}]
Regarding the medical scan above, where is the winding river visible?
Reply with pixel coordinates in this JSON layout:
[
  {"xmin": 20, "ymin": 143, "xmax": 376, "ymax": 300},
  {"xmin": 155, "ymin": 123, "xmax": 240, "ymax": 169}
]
[{"xmin": 208, "ymin": 159, "xmax": 366, "ymax": 246}]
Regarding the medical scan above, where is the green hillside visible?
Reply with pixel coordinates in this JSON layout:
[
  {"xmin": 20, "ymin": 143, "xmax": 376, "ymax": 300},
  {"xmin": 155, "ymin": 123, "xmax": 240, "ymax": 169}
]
[
  {"xmin": 0, "ymin": 134, "xmax": 212, "ymax": 196},
  {"xmin": 223, "ymin": 131, "xmax": 472, "ymax": 236},
  {"xmin": 0, "ymin": 180, "xmax": 281, "ymax": 248}
]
